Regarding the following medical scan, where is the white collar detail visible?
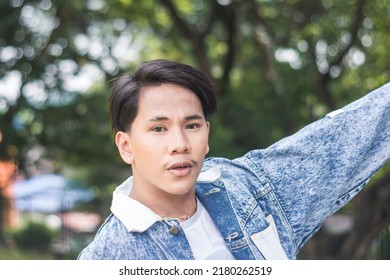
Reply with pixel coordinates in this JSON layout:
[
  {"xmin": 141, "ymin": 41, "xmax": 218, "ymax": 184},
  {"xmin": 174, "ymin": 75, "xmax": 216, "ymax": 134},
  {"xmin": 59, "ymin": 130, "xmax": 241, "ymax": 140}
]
[
  {"xmin": 110, "ymin": 177, "xmax": 162, "ymax": 232},
  {"xmin": 197, "ymin": 164, "xmax": 221, "ymax": 182}
]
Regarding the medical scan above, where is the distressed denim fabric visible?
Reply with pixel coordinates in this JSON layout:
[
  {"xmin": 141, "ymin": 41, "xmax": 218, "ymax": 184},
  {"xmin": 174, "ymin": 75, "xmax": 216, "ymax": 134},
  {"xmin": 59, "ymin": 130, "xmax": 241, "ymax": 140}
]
[{"xmin": 78, "ymin": 82, "xmax": 389, "ymax": 260}]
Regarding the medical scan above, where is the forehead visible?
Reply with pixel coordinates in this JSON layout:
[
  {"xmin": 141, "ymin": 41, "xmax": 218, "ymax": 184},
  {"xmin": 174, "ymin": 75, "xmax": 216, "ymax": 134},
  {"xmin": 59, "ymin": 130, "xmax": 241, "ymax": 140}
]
[{"xmin": 137, "ymin": 83, "xmax": 204, "ymax": 117}]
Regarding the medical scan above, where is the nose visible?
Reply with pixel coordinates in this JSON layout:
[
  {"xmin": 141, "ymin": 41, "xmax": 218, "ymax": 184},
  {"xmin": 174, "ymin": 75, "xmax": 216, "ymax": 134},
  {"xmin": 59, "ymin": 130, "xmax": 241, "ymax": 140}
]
[{"xmin": 168, "ymin": 128, "xmax": 190, "ymax": 154}]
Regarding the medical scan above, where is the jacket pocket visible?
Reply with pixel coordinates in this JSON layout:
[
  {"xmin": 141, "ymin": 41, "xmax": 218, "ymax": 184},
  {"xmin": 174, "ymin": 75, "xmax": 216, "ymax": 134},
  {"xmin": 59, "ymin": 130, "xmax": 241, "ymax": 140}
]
[{"xmin": 250, "ymin": 215, "xmax": 288, "ymax": 260}]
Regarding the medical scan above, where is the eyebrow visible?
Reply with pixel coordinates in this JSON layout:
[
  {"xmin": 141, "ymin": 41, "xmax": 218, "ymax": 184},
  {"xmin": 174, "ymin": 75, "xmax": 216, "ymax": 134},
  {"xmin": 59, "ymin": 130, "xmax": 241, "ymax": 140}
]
[{"xmin": 148, "ymin": 114, "xmax": 204, "ymax": 122}]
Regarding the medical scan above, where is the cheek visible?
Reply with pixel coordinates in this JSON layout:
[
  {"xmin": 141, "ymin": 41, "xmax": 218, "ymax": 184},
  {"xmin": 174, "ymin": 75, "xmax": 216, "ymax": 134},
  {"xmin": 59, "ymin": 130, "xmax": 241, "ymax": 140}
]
[
  {"xmin": 131, "ymin": 139, "xmax": 157, "ymax": 160},
  {"xmin": 195, "ymin": 136, "xmax": 209, "ymax": 155}
]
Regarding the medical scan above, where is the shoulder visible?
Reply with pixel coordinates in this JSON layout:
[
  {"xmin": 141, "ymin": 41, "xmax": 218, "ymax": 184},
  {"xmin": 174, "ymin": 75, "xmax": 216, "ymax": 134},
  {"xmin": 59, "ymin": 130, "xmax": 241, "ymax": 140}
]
[
  {"xmin": 78, "ymin": 214, "xmax": 138, "ymax": 259},
  {"xmin": 199, "ymin": 155, "xmax": 271, "ymax": 197}
]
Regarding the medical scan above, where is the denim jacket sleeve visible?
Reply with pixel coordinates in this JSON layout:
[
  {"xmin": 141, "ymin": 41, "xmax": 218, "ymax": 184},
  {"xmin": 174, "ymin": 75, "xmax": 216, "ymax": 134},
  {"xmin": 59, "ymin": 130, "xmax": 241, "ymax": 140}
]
[{"xmin": 240, "ymin": 82, "xmax": 389, "ymax": 252}]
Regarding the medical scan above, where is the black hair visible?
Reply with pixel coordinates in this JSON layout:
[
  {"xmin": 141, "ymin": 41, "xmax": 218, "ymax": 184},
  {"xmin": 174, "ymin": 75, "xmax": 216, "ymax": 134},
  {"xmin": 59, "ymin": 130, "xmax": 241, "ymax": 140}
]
[{"xmin": 109, "ymin": 59, "xmax": 217, "ymax": 133}]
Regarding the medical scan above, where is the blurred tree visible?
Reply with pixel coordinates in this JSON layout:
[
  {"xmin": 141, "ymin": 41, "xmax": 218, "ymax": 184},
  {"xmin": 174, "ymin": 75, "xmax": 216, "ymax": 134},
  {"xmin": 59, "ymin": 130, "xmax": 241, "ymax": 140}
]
[{"xmin": 0, "ymin": 0, "xmax": 389, "ymax": 258}]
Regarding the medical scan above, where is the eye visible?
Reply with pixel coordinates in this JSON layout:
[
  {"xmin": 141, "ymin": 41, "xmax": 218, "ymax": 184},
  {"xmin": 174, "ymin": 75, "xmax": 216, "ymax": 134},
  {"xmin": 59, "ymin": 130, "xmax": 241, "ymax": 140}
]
[
  {"xmin": 152, "ymin": 126, "xmax": 167, "ymax": 132},
  {"xmin": 185, "ymin": 123, "xmax": 200, "ymax": 130}
]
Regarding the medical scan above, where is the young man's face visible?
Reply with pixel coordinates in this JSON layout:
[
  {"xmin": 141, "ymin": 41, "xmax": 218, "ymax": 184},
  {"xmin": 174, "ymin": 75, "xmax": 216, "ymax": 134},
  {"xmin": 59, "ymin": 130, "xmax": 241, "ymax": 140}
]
[{"xmin": 116, "ymin": 83, "xmax": 210, "ymax": 202}]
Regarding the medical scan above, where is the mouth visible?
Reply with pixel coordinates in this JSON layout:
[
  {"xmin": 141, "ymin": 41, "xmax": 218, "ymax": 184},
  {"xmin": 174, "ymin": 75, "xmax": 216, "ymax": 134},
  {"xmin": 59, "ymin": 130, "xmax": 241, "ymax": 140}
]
[{"xmin": 167, "ymin": 161, "xmax": 194, "ymax": 177}]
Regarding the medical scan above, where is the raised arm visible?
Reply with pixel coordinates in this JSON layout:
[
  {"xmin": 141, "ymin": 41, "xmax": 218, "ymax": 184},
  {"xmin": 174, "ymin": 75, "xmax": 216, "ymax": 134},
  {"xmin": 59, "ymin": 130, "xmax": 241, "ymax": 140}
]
[{"xmin": 241, "ymin": 82, "xmax": 389, "ymax": 250}]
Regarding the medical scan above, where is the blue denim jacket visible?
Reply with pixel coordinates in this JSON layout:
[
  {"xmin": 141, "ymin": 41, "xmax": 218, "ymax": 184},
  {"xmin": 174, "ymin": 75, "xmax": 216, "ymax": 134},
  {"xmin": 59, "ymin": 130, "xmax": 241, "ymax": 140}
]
[{"xmin": 78, "ymin": 82, "xmax": 389, "ymax": 260}]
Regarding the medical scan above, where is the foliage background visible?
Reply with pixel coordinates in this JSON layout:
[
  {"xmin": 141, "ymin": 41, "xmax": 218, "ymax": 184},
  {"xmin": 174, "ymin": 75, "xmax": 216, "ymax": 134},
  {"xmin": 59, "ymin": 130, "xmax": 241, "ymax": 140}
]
[{"xmin": 0, "ymin": 0, "xmax": 389, "ymax": 259}]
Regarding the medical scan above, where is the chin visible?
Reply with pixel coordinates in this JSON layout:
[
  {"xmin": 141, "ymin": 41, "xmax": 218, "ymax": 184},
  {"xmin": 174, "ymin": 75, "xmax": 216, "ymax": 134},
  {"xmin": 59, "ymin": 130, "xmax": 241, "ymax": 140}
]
[{"xmin": 166, "ymin": 183, "xmax": 195, "ymax": 196}]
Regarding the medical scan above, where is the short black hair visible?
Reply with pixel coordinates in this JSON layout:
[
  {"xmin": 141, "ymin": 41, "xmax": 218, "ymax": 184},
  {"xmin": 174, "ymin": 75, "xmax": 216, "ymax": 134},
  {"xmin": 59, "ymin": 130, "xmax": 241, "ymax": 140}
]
[{"xmin": 109, "ymin": 59, "xmax": 217, "ymax": 133}]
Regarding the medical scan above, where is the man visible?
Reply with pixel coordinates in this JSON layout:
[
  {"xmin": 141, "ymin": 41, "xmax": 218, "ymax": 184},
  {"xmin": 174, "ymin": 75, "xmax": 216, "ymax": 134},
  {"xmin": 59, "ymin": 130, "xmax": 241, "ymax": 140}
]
[{"xmin": 78, "ymin": 59, "xmax": 389, "ymax": 260}]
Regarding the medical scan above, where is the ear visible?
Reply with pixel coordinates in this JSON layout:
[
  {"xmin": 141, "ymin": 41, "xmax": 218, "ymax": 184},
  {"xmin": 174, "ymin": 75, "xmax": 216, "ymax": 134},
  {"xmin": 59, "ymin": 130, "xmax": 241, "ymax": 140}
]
[
  {"xmin": 115, "ymin": 131, "xmax": 133, "ymax": 164},
  {"xmin": 206, "ymin": 121, "xmax": 210, "ymax": 154}
]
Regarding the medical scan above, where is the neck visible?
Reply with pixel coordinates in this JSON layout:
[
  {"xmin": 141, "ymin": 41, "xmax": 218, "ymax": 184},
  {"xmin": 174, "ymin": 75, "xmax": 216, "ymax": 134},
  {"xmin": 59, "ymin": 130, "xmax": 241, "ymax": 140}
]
[
  {"xmin": 129, "ymin": 185, "xmax": 197, "ymax": 221},
  {"xmin": 162, "ymin": 198, "xmax": 197, "ymax": 221}
]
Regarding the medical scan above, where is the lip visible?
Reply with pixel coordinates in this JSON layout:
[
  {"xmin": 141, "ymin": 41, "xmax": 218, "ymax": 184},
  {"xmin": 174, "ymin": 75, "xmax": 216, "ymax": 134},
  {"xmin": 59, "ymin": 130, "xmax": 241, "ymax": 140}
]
[{"xmin": 167, "ymin": 161, "xmax": 194, "ymax": 177}]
